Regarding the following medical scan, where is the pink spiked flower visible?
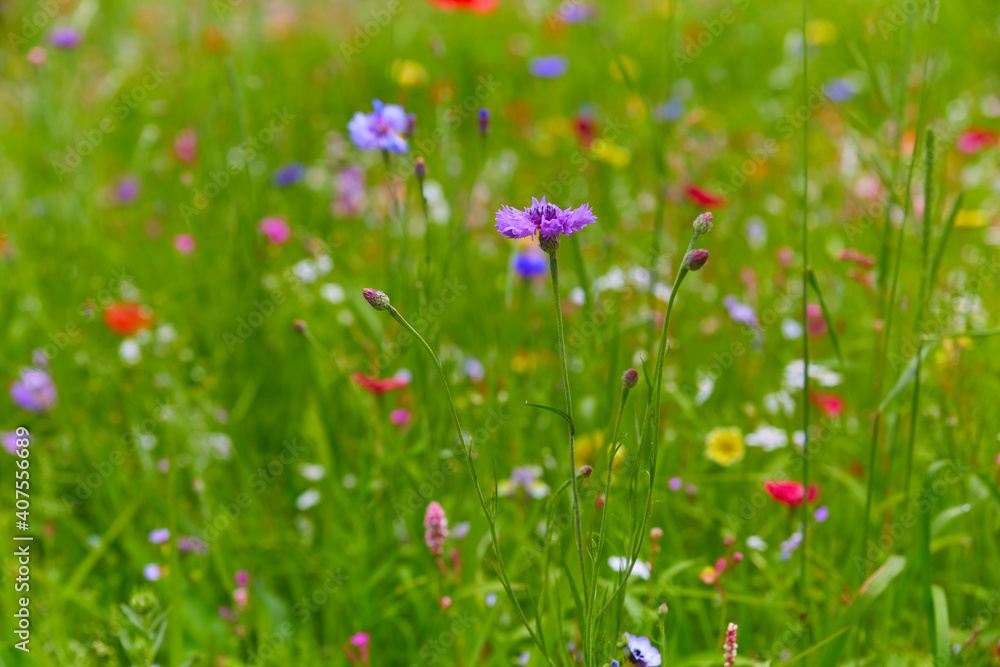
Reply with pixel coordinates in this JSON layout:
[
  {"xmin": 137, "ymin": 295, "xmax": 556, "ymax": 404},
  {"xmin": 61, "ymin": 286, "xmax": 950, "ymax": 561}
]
[
  {"xmin": 423, "ymin": 502, "xmax": 449, "ymax": 555},
  {"xmin": 343, "ymin": 632, "xmax": 370, "ymax": 664},
  {"xmin": 724, "ymin": 623, "xmax": 738, "ymax": 666}
]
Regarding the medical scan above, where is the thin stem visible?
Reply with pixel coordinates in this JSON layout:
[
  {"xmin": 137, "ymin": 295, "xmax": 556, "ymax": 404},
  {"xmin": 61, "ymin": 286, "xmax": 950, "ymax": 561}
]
[
  {"xmin": 860, "ymin": 412, "xmax": 881, "ymax": 573},
  {"xmin": 548, "ymin": 251, "xmax": 590, "ymax": 616},
  {"xmin": 798, "ymin": 0, "xmax": 811, "ymax": 613},
  {"xmin": 386, "ymin": 306, "xmax": 556, "ymax": 667}
]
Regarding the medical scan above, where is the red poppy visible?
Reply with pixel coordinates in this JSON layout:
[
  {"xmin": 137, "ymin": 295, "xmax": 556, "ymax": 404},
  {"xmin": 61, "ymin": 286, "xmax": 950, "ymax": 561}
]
[
  {"xmin": 763, "ymin": 480, "xmax": 818, "ymax": 507},
  {"xmin": 811, "ymin": 391, "xmax": 844, "ymax": 418},
  {"xmin": 684, "ymin": 184, "xmax": 727, "ymax": 208},
  {"xmin": 351, "ymin": 372, "xmax": 410, "ymax": 394},
  {"xmin": 104, "ymin": 302, "xmax": 155, "ymax": 336},
  {"xmin": 957, "ymin": 128, "xmax": 998, "ymax": 154},
  {"xmin": 574, "ymin": 113, "xmax": 596, "ymax": 147},
  {"xmin": 424, "ymin": 0, "xmax": 499, "ymax": 14}
]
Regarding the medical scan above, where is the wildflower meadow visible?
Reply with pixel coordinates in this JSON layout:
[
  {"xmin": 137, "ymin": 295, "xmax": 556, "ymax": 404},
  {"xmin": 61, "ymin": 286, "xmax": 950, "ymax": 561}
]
[{"xmin": 3, "ymin": 0, "xmax": 1000, "ymax": 664}]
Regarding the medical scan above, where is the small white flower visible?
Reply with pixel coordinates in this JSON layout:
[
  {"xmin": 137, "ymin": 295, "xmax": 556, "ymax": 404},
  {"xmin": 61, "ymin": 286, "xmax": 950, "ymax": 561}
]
[
  {"xmin": 746, "ymin": 535, "xmax": 767, "ymax": 551},
  {"xmin": 569, "ymin": 287, "xmax": 585, "ymax": 305},
  {"xmin": 320, "ymin": 283, "xmax": 346, "ymax": 304},
  {"xmin": 315, "ymin": 255, "xmax": 333, "ymax": 275},
  {"xmin": 763, "ymin": 390, "xmax": 796, "ymax": 416},
  {"xmin": 782, "ymin": 360, "xmax": 842, "ymax": 391},
  {"xmin": 119, "ymin": 339, "xmax": 142, "ymax": 365},
  {"xmin": 296, "ymin": 489, "xmax": 321, "ymax": 510},
  {"xmin": 607, "ymin": 556, "xmax": 650, "ymax": 580},
  {"xmin": 745, "ymin": 425, "xmax": 788, "ymax": 451},
  {"xmin": 694, "ymin": 372, "xmax": 715, "ymax": 405},
  {"xmin": 155, "ymin": 324, "xmax": 177, "ymax": 344},
  {"xmin": 298, "ymin": 464, "xmax": 326, "ymax": 481},
  {"xmin": 781, "ymin": 318, "xmax": 803, "ymax": 339},
  {"xmin": 293, "ymin": 259, "xmax": 319, "ymax": 284}
]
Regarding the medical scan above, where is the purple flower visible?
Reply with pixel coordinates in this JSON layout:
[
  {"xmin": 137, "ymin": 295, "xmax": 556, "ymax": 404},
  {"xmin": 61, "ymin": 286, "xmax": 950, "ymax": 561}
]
[
  {"xmin": 333, "ymin": 167, "xmax": 367, "ymax": 217},
  {"xmin": 823, "ymin": 78, "xmax": 856, "ymax": 102},
  {"xmin": 513, "ymin": 250, "xmax": 549, "ymax": 278},
  {"xmin": 559, "ymin": 1, "xmax": 597, "ymax": 23},
  {"xmin": 495, "ymin": 197, "xmax": 596, "ymax": 241},
  {"xmin": 148, "ymin": 528, "xmax": 170, "ymax": 544},
  {"xmin": 2, "ymin": 432, "xmax": 24, "ymax": 455},
  {"xmin": 347, "ymin": 100, "xmax": 408, "ymax": 153},
  {"xmin": 477, "ymin": 108, "xmax": 490, "ymax": 136},
  {"xmin": 624, "ymin": 634, "xmax": 662, "ymax": 666},
  {"xmin": 529, "ymin": 56, "xmax": 568, "ymax": 78},
  {"xmin": 723, "ymin": 295, "xmax": 758, "ymax": 328},
  {"xmin": 10, "ymin": 368, "xmax": 57, "ymax": 413},
  {"xmin": 668, "ymin": 477, "xmax": 682, "ymax": 491},
  {"xmin": 177, "ymin": 536, "xmax": 208, "ymax": 553},
  {"xmin": 655, "ymin": 97, "xmax": 684, "ymax": 122},
  {"xmin": 143, "ymin": 563, "xmax": 162, "ymax": 581},
  {"xmin": 273, "ymin": 162, "xmax": 306, "ymax": 187},
  {"xmin": 114, "ymin": 176, "xmax": 140, "ymax": 205},
  {"xmin": 814, "ymin": 505, "xmax": 829, "ymax": 522},
  {"xmin": 235, "ymin": 570, "xmax": 249, "ymax": 587},
  {"xmin": 49, "ymin": 27, "xmax": 82, "ymax": 49}
]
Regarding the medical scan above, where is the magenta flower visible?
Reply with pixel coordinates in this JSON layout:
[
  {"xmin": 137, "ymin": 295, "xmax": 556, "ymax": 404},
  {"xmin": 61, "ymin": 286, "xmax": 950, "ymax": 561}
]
[
  {"xmin": 173, "ymin": 234, "xmax": 196, "ymax": 254},
  {"xmin": 494, "ymin": 197, "xmax": 596, "ymax": 241},
  {"xmin": 235, "ymin": 569, "xmax": 249, "ymax": 587},
  {"xmin": 258, "ymin": 217, "xmax": 291, "ymax": 244},
  {"xmin": 347, "ymin": 100, "xmax": 408, "ymax": 153},
  {"xmin": 390, "ymin": 408, "xmax": 412, "ymax": 428},
  {"xmin": 423, "ymin": 501, "xmax": 449, "ymax": 555},
  {"xmin": 344, "ymin": 632, "xmax": 371, "ymax": 664},
  {"xmin": 10, "ymin": 368, "xmax": 57, "ymax": 413}
]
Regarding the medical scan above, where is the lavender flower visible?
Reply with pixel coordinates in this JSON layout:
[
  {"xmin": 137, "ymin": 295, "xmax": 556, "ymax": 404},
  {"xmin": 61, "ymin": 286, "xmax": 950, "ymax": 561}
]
[
  {"xmin": 49, "ymin": 27, "xmax": 82, "ymax": 49},
  {"xmin": 423, "ymin": 501, "xmax": 449, "ymax": 555},
  {"xmin": 348, "ymin": 100, "xmax": 408, "ymax": 153},
  {"xmin": 499, "ymin": 465, "xmax": 550, "ymax": 498},
  {"xmin": 823, "ymin": 78, "xmax": 856, "ymax": 102},
  {"xmin": 559, "ymin": 1, "xmax": 597, "ymax": 23},
  {"xmin": 623, "ymin": 633, "xmax": 662, "ymax": 666},
  {"xmin": 273, "ymin": 162, "xmax": 306, "ymax": 187},
  {"xmin": 723, "ymin": 295, "xmax": 758, "ymax": 327},
  {"xmin": 148, "ymin": 528, "xmax": 170, "ymax": 544},
  {"xmin": 333, "ymin": 167, "xmax": 367, "ymax": 217},
  {"xmin": 529, "ymin": 56, "xmax": 568, "ymax": 78},
  {"xmin": 143, "ymin": 563, "xmax": 162, "ymax": 581},
  {"xmin": 177, "ymin": 536, "xmax": 207, "ymax": 553},
  {"xmin": 654, "ymin": 97, "xmax": 684, "ymax": 122},
  {"xmin": 495, "ymin": 197, "xmax": 596, "ymax": 244},
  {"xmin": 114, "ymin": 176, "xmax": 140, "ymax": 205},
  {"xmin": 10, "ymin": 368, "xmax": 57, "ymax": 413}
]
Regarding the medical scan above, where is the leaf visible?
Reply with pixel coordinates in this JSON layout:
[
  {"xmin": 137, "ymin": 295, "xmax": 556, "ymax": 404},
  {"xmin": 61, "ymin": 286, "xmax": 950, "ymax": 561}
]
[
  {"xmin": 807, "ymin": 269, "xmax": 845, "ymax": 370},
  {"xmin": 879, "ymin": 347, "xmax": 929, "ymax": 412},
  {"xmin": 927, "ymin": 193, "xmax": 964, "ymax": 292},
  {"xmin": 525, "ymin": 401, "xmax": 574, "ymax": 431},
  {"xmin": 972, "ymin": 471, "xmax": 1000, "ymax": 511},
  {"xmin": 930, "ymin": 585, "xmax": 951, "ymax": 666}
]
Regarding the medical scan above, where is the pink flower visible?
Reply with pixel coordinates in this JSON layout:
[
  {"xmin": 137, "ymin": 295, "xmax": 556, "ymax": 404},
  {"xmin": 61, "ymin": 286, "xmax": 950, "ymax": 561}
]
[
  {"xmin": 811, "ymin": 391, "xmax": 844, "ymax": 418},
  {"xmin": 235, "ymin": 570, "xmax": 249, "ymax": 587},
  {"xmin": 233, "ymin": 587, "xmax": 248, "ymax": 610},
  {"xmin": 27, "ymin": 47, "xmax": 47, "ymax": 65},
  {"xmin": 258, "ymin": 217, "xmax": 291, "ymax": 245},
  {"xmin": 174, "ymin": 127, "xmax": 198, "ymax": 164},
  {"xmin": 173, "ymin": 234, "xmax": 196, "ymax": 254},
  {"xmin": 390, "ymin": 408, "xmax": 412, "ymax": 428},
  {"xmin": 957, "ymin": 127, "xmax": 998, "ymax": 154},
  {"xmin": 684, "ymin": 183, "xmax": 727, "ymax": 208},
  {"xmin": 763, "ymin": 480, "xmax": 818, "ymax": 507},
  {"xmin": 423, "ymin": 501, "xmax": 449, "ymax": 555},
  {"xmin": 344, "ymin": 632, "xmax": 371, "ymax": 664},
  {"xmin": 806, "ymin": 303, "xmax": 828, "ymax": 337}
]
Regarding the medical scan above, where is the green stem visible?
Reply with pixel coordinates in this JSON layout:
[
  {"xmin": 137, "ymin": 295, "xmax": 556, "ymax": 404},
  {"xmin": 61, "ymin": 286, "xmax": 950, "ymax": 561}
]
[
  {"xmin": 799, "ymin": 0, "xmax": 811, "ymax": 615},
  {"xmin": 547, "ymin": 251, "xmax": 590, "ymax": 618},
  {"xmin": 386, "ymin": 306, "xmax": 556, "ymax": 667}
]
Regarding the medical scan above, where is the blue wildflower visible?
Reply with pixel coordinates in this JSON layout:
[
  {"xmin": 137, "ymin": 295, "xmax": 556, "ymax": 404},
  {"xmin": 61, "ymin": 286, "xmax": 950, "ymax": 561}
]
[
  {"xmin": 513, "ymin": 251, "xmax": 549, "ymax": 278},
  {"xmin": 623, "ymin": 634, "xmax": 662, "ymax": 666},
  {"xmin": 273, "ymin": 162, "xmax": 306, "ymax": 187},
  {"xmin": 823, "ymin": 78, "xmax": 856, "ymax": 102},
  {"xmin": 347, "ymin": 100, "xmax": 409, "ymax": 153},
  {"xmin": 529, "ymin": 56, "xmax": 568, "ymax": 78}
]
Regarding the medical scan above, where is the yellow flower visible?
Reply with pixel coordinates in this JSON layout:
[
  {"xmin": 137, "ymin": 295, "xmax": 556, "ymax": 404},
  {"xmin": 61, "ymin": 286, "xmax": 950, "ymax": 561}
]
[
  {"xmin": 591, "ymin": 141, "xmax": 631, "ymax": 169},
  {"xmin": 805, "ymin": 20, "xmax": 837, "ymax": 46},
  {"xmin": 705, "ymin": 427, "xmax": 744, "ymax": 466},
  {"xmin": 574, "ymin": 432, "xmax": 604, "ymax": 467},
  {"xmin": 609, "ymin": 57, "xmax": 639, "ymax": 83},
  {"xmin": 391, "ymin": 60, "xmax": 427, "ymax": 88},
  {"xmin": 954, "ymin": 210, "xmax": 988, "ymax": 228}
]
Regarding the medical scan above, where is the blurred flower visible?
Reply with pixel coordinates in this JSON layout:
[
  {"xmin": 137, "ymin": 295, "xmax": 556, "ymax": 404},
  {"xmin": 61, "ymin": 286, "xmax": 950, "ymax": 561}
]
[
  {"xmin": 745, "ymin": 425, "xmax": 788, "ymax": 451},
  {"xmin": 806, "ymin": 303, "xmax": 828, "ymax": 336},
  {"xmin": 705, "ymin": 427, "xmax": 745, "ymax": 466},
  {"xmin": 823, "ymin": 78, "xmax": 856, "ymax": 102},
  {"xmin": 957, "ymin": 128, "xmax": 997, "ymax": 154},
  {"xmin": 811, "ymin": 391, "xmax": 844, "ymax": 417},
  {"xmin": 258, "ymin": 217, "xmax": 291, "ymax": 244},
  {"xmin": 333, "ymin": 167, "xmax": 367, "ymax": 217},
  {"xmin": 623, "ymin": 633, "xmax": 661, "ymax": 666},
  {"xmin": 655, "ymin": 97, "xmax": 684, "ymax": 122},
  {"xmin": 233, "ymin": 587, "xmax": 249, "ymax": 609},
  {"xmin": 837, "ymin": 248, "xmax": 875, "ymax": 268},
  {"xmin": 814, "ymin": 505, "xmax": 830, "ymax": 522},
  {"xmin": 783, "ymin": 360, "xmax": 842, "ymax": 389},
  {"xmin": 10, "ymin": 368, "xmax": 57, "ymax": 413},
  {"xmin": 49, "ymin": 27, "xmax": 82, "ymax": 49},
  {"xmin": 2, "ymin": 432, "xmax": 25, "ymax": 455},
  {"xmin": 235, "ymin": 570, "xmax": 249, "ymax": 586},
  {"xmin": 513, "ymin": 250, "xmax": 549, "ymax": 278},
  {"xmin": 779, "ymin": 529, "xmax": 803, "ymax": 560},
  {"xmin": 296, "ymin": 489, "xmax": 320, "ymax": 510},
  {"xmin": 348, "ymin": 100, "xmax": 408, "ymax": 153},
  {"xmin": 173, "ymin": 234, "xmax": 196, "ymax": 254},
  {"xmin": 477, "ymin": 108, "xmax": 490, "ymax": 136},
  {"xmin": 608, "ymin": 557, "xmax": 650, "ymax": 580},
  {"xmin": 114, "ymin": 176, "xmax": 140, "ymax": 205},
  {"xmin": 27, "ymin": 47, "xmax": 47, "ymax": 65},
  {"xmin": 495, "ymin": 197, "xmax": 596, "ymax": 242},
  {"xmin": 746, "ymin": 535, "xmax": 767, "ymax": 550},
  {"xmin": 391, "ymin": 59, "xmax": 428, "ymax": 88},
  {"xmin": 177, "ymin": 536, "xmax": 207, "ymax": 553},
  {"xmin": 559, "ymin": 1, "xmax": 597, "ymax": 23},
  {"xmin": 763, "ymin": 481, "xmax": 818, "ymax": 507},
  {"xmin": 423, "ymin": 0, "xmax": 498, "ymax": 13},
  {"xmin": 668, "ymin": 477, "xmax": 683, "ymax": 491},
  {"xmin": 149, "ymin": 528, "xmax": 170, "ymax": 544},
  {"xmin": 499, "ymin": 465, "xmax": 550, "ymax": 498},
  {"xmin": 143, "ymin": 563, "xmax": 162, "ymax": 581},
  {"xmin": 805, "ymin": 19, "xmax": 837, "ymax": 45},
  {"xmin": 591, "ymin": 140, "xmax": 631, "ymax": 168},
  {"xmin": 423, "ymin": 501, "xmax": 449, "ymax": 555},
  {"xmin": 174, "ymin": 127, "xmax": 197, "ymax": 164},
  {"xmin": 574, "ymin": 112, "xmax": 596, "ymax": 147},
  {"xmin": 350, "ymin": 373, "xmax": 410, "ymax": 394},
  {"xmin": 723, "ymin": 296, "xmax": 758, "ymax": 327},
  {"xmin": 529, "ymin": 55, "xmax": 568, "ymax": 78},
  {"xmin": 464, "ymin": 358, "xmax": 485, "ymax": 381},
  {"xmin": 104, "ymin": 302, "xmax": 155, "ymax": 336},
  {"xmin": 724, "ymin": 623, "xmax": 739, "ymax": 667},
  {"xmin": 273, "ymin": 163, "xmax": 306, "ymax": 187},
  {"xmin": 954, "ymin": 210, "xmax": 988, "ymax": 228},
  {"xmin": 684, "ymin": 183, "xmax": 726, "ymax": 208},
  {"xmin": 390, "ymin": 408, "xmax": 412, "ymax": 428}
]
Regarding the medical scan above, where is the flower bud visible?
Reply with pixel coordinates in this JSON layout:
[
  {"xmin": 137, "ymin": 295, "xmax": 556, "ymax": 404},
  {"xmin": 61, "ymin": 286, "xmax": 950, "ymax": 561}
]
[
  {"xmin": 595, "ymin": 493, "xmax": 605, "ymax": 510},
  {"xmin": 622, "ymin": 368, "xmax": 638, "ymax": 389},
  {"xmin": 293, "ymin": 319, "xmax": 307, "ymax": 333},
  {"xmin": 693, "ymin": 212, "xmax": 713, "ymax": 234},
  {"xmin": 683, "ymin": 248, "xmax": 709, "ymax": 271},
  {"xmin": 414, "ymin": 157, "xmax": 427, "ymax": 180},
  {"xmin": 539, "ymin": 234, "xmax": 560, "ymax": 254},
  {"xmin": 478, "ymin": 108, "xmax": 490, "ymax": 136},
  {"xmin": 658, "ymin": 603, "xmax": 669, "ymax": 616},
  {"xmin": 405, "ymin": 112, "xmax": 417, "ymax": 139},
  {"xmin": 650, "ymin": 527, "xmax": 663, "ymax": 540},
  {"xmin": 362, "ymin": 288, "xmax": 391, "ymax": 311},
  {"xmin": 579, "ymin": 465, "xmax": 593, "ymax": 478}
]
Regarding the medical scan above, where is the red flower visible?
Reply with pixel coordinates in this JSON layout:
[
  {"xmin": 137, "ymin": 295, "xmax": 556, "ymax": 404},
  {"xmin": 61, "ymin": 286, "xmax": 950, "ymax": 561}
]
[
  {"xmin": 574, "ymin": 113, "xmax": 596, "ymax": 147},
  {"xmin": 684, "ymin": 184, "xmax": 726, "ymax": 208},
  {"xmin": 811, "ymin": 391, "xmax": 844, "ymax": 418},
  {"xmin": 424, "ymin": 0, "xmax": 499, "ymax": 14},
  {"xmin": 957, "ymin": 127, "xmax": 998, "ymax": 154},
  {"xmin": 104, "ymin": 302, "xmax": 155, "ymax": 336},
  {"xmin": 351, "ymin": 372, "xmax": 410, "ymax": 394},
  {"xmin": 763, "ymin": 480, "xmax": 818, "ymax": 507}
]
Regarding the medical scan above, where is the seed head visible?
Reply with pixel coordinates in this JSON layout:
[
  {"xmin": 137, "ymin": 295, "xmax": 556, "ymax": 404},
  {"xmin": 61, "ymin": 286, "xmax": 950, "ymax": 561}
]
[
  {"xmin": 693, "ymin": 212, "xmax": 713, "ymax": 234},
  {"xmin": 622, "ymin": 368, "xmax": 638, "ymax": 389},
  {"xmin": 683, "ymin": 248, "xmax": 709, "ymax": 271},
  {"xmin": 363, "ymin": 288, "xmax": 391, "ymax": 311}
]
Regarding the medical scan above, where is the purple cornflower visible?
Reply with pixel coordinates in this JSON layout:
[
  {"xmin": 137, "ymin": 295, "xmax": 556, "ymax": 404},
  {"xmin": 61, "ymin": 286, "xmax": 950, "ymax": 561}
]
[
  {"xmin": 623, "ymin": 634, "xmax": 662, "ymax": 666},
  {"xmin": 333, "ymin": 167, "xmax": 367, "ymax": 217},
  {"xmin": 723, "ymin": 295, "xmax": 758, "ymax": 327},
  {"xmin": 347, "ymin": 99, "xmax": 408, "ymax": 153},
  {"xmin": 10, "ymin": 368, "xmax": 57, "ymax": 413},
  {"xmin": 148, "ymin": 528, "xmax": 170, "ymax": 544},
  {"xmin": 114, "ymin": 176, "xmax": 140, "ymax": 205},
  {"xmin": 273, "ymin": 162, "xmax": 306, "ymax": 187},
  {"xmin": 814, "ymin": 505, "xmax": 830, "ymax": 522},
  {"xmin": 513, "ymin": 250, "xmax": 549, "ymax": 278},
  {"xmin": 529, "ymin": 56, "xmax": 568, "ymax": 78},
  {"xmin": 495, "ymin": 197, "xmax": 596, "ymax": 243},
  {"xmin": 49, "ymin": 27, "xmax": 82, "ymax": 49},
  {"xmin": 423, "ymin": 501, "xmax": 449, "ymax": 555},
  {"xmin": 823, "ymin": 78, "xmax": 856, "ymax": 102}
]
